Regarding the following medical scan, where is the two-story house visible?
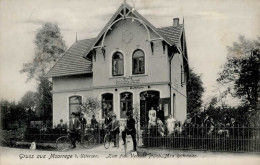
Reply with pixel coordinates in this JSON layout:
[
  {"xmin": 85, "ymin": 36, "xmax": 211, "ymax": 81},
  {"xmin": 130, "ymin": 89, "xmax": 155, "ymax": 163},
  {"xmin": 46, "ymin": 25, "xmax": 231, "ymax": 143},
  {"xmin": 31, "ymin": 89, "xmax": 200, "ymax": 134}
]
[{"xmin": 46, "ymin": 2, "xmax": 189, "ymax": 129}]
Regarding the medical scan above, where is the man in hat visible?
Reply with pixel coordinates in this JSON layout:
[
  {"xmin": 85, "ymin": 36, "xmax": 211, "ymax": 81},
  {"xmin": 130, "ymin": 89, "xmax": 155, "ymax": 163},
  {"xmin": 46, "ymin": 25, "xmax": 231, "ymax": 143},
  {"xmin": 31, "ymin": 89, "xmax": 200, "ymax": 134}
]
[
  {"xmin": 122, "ymin": 111, "xmax": 137, "ymax": 151},
  {"xmin": 79, "ymin": 113, "xmax": 87, "ymax": 134},
  {"xmin": 110, "ymin": 113, "xmax": 120, "ymax": 147},
  {"xmin": 57, "ymin": 119, "xmax": 67, "ymax": 133},
  {"xmin": 104, "ymin": 113, "xmax": 112, "ymax": 130},
  {"xmin": 91, "ymin": 115, "xmax": 99, "ymax": 129},
  {"xmin": 68, "ymin": 112, "xmax": 81, "ymax": 148}
]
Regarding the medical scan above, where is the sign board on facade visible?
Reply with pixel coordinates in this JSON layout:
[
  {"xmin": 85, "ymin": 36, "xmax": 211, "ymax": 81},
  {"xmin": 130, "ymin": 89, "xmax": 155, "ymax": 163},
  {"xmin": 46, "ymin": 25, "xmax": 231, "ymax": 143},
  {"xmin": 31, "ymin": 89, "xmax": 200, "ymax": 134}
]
[{"xmin": 115, "ymin": 76, "xmax": 141, "ymax": 85}]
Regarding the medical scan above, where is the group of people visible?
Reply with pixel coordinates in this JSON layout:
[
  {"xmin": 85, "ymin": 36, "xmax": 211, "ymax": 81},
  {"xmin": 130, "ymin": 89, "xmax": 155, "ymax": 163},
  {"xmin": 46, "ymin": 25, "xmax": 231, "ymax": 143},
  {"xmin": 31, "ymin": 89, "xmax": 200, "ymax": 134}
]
[
  {"xmin": 65, "ymin": 111, "xmax": 137, "ymax": 151},
  {"xmin": 147, "ymin": 106, "xmax": 168, "ymax": 136},
  {"xmin": 145, "ymin": 107, "xmax": 243, "ymax": 138},
  {"xmin": 55, "ymin": 112, "xmax": 99, "ymax": 148},
  {"xmin": 103, "ymin": 111, "xmax": 137, "ymax": 151}
]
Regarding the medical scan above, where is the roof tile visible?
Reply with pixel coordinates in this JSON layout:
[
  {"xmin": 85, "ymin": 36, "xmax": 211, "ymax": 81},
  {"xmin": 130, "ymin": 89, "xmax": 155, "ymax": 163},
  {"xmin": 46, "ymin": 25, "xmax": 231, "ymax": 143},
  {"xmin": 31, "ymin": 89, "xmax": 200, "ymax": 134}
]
[{"xmin": 45, "ymin": 38, "xmax": 94, "ymax": 77}]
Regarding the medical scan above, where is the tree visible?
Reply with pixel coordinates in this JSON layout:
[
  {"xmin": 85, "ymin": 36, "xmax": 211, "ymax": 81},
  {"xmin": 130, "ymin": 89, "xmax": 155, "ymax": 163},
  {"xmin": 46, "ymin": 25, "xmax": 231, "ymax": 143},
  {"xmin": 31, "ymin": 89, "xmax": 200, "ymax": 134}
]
[
  {"xmin": 20, "ymin": 23, "xmax": 67, "ymax": 80},
  {"xmin": 20, "ymin": 23, "xmax": 67, "ymax": 122},
  {"xmin": 0, "ymin": 99, "xmax": 27, "ymax": 130},
  {"xmin": 35, "ymin": 77, "xmax": 53, "ymax": 121},
  {"xmin": 78, "ymin": 97, "xmax": 101, "ymax": 119},
  {"xmin": 187, "ymin": 69, "xmax": 204, "ymax": 115},
  {"xmin": 19, "ymin": 91, "xmax": 37, "ymax": 112},
  {"xmin": 217, "ymin": 35, "xmax": 260, "ymax": 124}
]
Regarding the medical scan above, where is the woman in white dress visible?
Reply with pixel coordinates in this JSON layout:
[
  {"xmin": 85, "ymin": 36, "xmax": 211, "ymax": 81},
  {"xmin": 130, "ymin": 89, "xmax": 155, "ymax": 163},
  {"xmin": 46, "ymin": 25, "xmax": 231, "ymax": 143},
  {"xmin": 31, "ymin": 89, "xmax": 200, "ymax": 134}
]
[{"xmin": 167, "ymin": 115, "xmax": 176, "ymax": 135}]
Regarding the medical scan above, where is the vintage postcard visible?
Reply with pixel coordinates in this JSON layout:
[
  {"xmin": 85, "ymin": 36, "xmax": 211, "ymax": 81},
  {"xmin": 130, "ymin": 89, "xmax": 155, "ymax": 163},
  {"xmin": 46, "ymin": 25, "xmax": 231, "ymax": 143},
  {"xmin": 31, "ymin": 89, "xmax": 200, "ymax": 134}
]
[{"xmin": 0, "ymin": 0, "xmax": 259, "ymax": 165}]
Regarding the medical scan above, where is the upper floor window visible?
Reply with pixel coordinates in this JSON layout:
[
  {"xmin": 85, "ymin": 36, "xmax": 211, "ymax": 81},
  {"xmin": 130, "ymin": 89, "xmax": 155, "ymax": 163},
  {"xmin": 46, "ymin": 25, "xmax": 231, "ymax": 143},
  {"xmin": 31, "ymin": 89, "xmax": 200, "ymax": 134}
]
[
  {"xmin": 69, "ymin": 96, "xmax": 82, "ymax": 118},
  {"xmin": 112, "ymin": 52, "xmax": 124, "ymax": 76},
  {"xmin": 132, "ymin": 49, "xmax": 145, "ymax": 74}
]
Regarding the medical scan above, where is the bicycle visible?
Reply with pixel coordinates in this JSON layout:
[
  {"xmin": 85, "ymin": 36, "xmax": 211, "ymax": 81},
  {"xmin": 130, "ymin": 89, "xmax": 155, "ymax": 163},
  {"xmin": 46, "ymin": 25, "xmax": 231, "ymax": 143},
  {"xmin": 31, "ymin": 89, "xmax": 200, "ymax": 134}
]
[
  {"xmin": 103, "ymin": 128, "xmax": 119, "ymax": 149},
  {"xmin": 56, "ymin": 130, "xmax": 95, "ymax": 151}
]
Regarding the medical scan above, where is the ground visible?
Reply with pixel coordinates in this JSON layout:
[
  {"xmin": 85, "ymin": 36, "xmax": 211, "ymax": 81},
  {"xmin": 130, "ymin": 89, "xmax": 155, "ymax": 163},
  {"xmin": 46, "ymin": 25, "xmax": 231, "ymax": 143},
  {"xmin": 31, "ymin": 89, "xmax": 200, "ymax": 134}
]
[{"xmin": 1, "ymin": 139, "xmax": 260, "ymax": 165}]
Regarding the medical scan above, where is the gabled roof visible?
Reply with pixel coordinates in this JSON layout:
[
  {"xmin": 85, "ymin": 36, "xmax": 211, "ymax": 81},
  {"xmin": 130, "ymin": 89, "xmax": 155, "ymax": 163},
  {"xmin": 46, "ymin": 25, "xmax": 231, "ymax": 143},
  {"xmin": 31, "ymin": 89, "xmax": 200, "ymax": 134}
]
[
  {"xmin": 45, "ymin": 2, "xmax": 186, "ymax": 78},
  {"xmin": 45, "ymin": 39, "xmax": 94, "ymax": 78},
  {"xmin": 83, "ymin": 2, "xmax": 176, "ymax": 60}
]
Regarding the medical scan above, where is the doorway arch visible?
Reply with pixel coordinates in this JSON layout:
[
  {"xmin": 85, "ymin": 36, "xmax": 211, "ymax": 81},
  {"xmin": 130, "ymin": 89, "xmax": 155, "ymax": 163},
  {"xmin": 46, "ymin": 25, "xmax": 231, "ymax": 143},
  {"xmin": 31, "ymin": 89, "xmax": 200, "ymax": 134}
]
[{"xmin": 139, "ymin": 90, "xmax": 160, "ymax": 128}]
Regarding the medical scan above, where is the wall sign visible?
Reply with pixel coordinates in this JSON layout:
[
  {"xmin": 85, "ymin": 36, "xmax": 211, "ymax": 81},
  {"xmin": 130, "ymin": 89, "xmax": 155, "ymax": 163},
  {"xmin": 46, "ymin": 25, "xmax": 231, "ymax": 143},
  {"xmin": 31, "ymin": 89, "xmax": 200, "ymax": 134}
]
[
  {"xmin": 115, "ymin": 76, "xmax": 140, "ymax": 85},
  {"xmin": 130, "ymin": 86, "xmax": 144, "ymax": 89}
]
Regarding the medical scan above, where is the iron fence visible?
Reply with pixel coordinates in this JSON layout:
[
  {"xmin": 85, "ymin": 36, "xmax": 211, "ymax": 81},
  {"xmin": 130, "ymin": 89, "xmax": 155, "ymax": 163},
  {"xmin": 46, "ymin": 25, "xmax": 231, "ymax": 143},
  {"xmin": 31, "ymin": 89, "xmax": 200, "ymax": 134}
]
[{"xmin": 139, "ymin": 125, "xmax": 260, "ymax": 152}]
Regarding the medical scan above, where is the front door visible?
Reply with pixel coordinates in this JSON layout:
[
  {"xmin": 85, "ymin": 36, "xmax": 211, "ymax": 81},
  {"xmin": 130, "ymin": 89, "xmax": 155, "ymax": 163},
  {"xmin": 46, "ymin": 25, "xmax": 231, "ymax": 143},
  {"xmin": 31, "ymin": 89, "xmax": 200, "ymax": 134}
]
[{"xmin": 139, "ymin": 90, "xmax": 160, "ymax": 128}]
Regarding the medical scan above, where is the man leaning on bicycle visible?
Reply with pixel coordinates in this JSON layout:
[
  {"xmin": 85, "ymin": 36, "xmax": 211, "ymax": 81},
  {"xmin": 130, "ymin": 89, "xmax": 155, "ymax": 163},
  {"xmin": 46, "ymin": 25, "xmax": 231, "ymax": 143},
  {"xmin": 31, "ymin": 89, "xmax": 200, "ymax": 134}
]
[
  {"xmin": 105, "ymin": 113, "xmax": 120, "ymax": 148},
  {"xmin": 122, "ymin": 111, "xmax": 137, "ymax": 151},
  {"xmin": 68, "ymin": 112, "xmax": 81, "ymax": 148}
]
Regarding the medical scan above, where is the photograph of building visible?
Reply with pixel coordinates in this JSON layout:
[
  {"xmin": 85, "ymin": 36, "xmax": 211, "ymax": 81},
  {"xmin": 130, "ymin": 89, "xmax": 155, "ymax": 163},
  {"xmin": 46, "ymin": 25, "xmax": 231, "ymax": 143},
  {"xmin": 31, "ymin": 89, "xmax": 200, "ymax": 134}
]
[{"xmin": 46, "ymin": 2, "xmax": 189, "ymax": 128}]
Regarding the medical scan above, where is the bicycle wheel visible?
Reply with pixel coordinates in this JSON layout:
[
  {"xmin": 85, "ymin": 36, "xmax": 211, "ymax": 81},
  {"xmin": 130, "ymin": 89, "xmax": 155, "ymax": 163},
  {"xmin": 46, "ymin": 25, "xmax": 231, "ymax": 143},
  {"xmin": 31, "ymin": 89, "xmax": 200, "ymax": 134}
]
[
  {"xmin": 104, "ymin": 134, "xmax": 110, "ymax": 149},
  {"xmin": 56, "ymin": 136, "xmax": 71, "ymax": 151},
  {"xmin": 81, "ymin": 133, "xmax": 95, "ymax": 149}
]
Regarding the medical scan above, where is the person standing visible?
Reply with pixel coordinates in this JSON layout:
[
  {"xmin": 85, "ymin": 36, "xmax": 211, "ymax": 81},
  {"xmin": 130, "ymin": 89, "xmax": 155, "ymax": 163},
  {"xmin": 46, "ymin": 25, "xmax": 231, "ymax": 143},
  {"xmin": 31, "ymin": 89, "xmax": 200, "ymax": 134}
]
[
  {"xmin": 68, "ymin": 112, "xmax": 81, "ymax": 148},
  {"xmin": 148, "ymin": 107, "xmax": 157, "ymax": 128},
  {"xmin": 104, "ymin": 113, "xmax": 112, "ymax": 130},
  {"xmin": 57, "ymin": 119, "xmax": 67, "ymax": 133},
  {"xmin": 79, "ymin": 113, "xmax": 87, "ymax": 134},
  {"xmin": 122, "ymin": 112, "xmax": 137, "ymax": 151},
  {"xmin": 110, "ymin": 114, "xmax": 120, "ymax": 148},
  {"xmin": 157, "ymin": 106, "xmax": 165, "ymax": 124},
  {"xmin": 166, "ymin": 115, "xmax": 176, "ymax": 135},
  {"xmin": 91, "ymin": 115, "xmax": 99, "ymax": 129}
]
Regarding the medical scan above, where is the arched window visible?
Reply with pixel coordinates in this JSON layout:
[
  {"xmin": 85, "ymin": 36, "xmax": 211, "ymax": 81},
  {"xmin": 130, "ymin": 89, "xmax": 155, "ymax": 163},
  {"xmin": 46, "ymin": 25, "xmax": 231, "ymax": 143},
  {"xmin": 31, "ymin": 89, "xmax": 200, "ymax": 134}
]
[
  {"xmin": 69, "ymin": 96, "xmax": 82, "ymax": 118},
  {"xmin": 132, "ymin": 49, "xmax": 145, "ymax": 74},
  {"xmin": 120, "ymin": 92, "xmax": 133, "ymax": 118},
  {"xmin": 101, "ymin": 93, "xmax": 113, "ymax": 118},
  {"xmin": 112, "ymin": 52, "xmax": 124, "ymax": 76}
]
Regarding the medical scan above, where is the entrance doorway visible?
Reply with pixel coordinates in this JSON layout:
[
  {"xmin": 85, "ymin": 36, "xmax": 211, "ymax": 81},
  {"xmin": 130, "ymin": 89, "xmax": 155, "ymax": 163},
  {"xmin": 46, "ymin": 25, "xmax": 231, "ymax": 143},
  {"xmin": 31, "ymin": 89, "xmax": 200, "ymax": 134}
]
[{"xmin": 139, "ymin": 90, "xmax": 160, "ymax": 128}]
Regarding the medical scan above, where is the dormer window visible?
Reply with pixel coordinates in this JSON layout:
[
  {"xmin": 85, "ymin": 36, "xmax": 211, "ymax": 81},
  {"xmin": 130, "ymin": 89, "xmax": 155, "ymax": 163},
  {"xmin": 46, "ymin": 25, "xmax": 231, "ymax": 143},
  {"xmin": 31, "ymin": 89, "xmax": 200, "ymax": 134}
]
[
  {"xmin": 112, "ymin": 52, "xmax": 124, "ymax": 76},
  {"xmin": 132, "ymin": 49, "xmax": 145, "ymax": 74}
]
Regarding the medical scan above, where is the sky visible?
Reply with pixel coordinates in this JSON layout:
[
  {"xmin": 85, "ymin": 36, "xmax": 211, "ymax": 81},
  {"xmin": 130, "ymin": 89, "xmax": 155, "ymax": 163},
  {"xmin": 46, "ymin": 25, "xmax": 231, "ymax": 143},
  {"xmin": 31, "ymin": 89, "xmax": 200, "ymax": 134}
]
[{"xmin": 0, "ymin": 0, "xmax": 259, "ymax": 105}]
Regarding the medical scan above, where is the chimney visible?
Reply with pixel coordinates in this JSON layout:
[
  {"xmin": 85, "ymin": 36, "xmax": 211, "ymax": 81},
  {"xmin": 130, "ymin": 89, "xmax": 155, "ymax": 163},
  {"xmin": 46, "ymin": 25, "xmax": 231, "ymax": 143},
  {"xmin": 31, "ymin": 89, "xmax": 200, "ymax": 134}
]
[{"xmin": 173, "ymin": 18, "xmax": 179, "ymax": 26}]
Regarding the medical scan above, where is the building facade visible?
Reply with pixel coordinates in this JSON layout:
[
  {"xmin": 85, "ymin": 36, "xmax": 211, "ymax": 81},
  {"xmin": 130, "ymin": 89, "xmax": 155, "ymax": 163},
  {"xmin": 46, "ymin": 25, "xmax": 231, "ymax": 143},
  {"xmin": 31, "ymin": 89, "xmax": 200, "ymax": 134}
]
[{"xmin": 46, "ymin": 2, "xmax": 189, "ymax": 130}]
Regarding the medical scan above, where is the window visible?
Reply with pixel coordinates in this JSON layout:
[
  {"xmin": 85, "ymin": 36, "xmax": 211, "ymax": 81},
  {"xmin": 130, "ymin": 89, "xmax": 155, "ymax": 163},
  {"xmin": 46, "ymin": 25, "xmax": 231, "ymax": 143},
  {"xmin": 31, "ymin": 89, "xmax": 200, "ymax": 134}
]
[
  {"xmin": 120, "ymin": 92, "xmax": 133, "ymax": 118},
  {"xmin": 132, "ymin": 49, "xmax": 145, "ymax": 74},
  {"xmin": 102, "ymin": 93, "xmax": 113, "ymax": 118},
  {"xmin": 181, "ymin": 65, "xmax": 185, "ymax": 86},
  {"xmin": 69, "ymin": 96, "xmax": 82, "ymax": 118},
  {"xmin": 112, "ymin": 52, "xmax": 124, "ymax": 76}
]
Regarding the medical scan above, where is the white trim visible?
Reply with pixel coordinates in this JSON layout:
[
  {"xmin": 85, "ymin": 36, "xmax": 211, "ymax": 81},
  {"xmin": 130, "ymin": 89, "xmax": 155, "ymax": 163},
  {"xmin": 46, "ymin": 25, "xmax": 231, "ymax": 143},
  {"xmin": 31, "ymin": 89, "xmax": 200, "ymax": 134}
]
[
  {"xmin": 52, "ymin": 81, "xmax": 169, "ymax": 93},
  {"xmin": 100, "ymin": 17, "xmax": 151, "ymax": 49}
]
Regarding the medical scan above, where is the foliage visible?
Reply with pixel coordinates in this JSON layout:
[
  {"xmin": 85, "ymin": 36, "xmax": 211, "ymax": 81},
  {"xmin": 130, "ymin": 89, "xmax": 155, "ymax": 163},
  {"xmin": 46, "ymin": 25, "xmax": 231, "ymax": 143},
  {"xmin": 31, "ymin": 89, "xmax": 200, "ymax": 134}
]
[
  {"xmin": 187, "ymin": 69, "xmax": 204, "ymax": 115},
  {"xmin": 19, "ymin": 91, "xmax": 37, "ymax": 112},
  {"xmin": 217, "ymin": 35, "xmax": 260, "ymax": 124},
  {"xmin": 204, "ymin": 97, "xmax": 255, "ymax": 126},
  {"xmin": 35, "ymin": 77, "xmax": 53, "ymax": 121},
  {"xmin": 0, "ymin": 100, "xmax": 28, "ymax": 130},
  {"xmin": 20, "ymin": 23, "xmax": 67, "ymax": 81},
  {"xmin": 20, "ymin": 23, "xmax": 67, "ymax": 122},
  {"xmin": 217, "ymin": 35, "xmax": 260, "ymax": 108},
  {"xmin": 78, "ymin": 97, "xmax": 101, "ymax": 119}
]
